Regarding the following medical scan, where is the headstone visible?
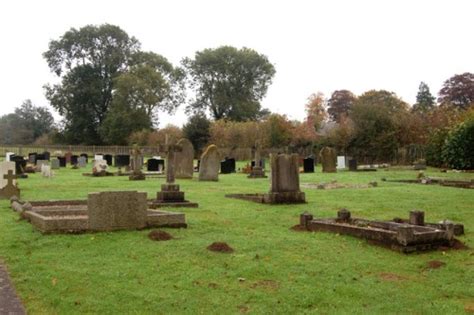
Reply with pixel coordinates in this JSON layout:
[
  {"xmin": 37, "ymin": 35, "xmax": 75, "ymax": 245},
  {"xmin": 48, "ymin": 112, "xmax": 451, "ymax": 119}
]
[
  {"xmin": 303, "ymin": 157, "xmax": 315, "ymax": 173},
  {"xmin": 36, "ymin": 160, "xmax": 49, "ymax": 172},
  {"xmin": 78, "ymin": 156, "xmax": 87, "ymax": 168},
  {"xmin": 88, "ymin": 191, "xmax": 147, "ymax": 231},
  {"xmin": 64, "ymin": 152, "xmax": 72, "ymax": 164},
  {"xmin": 80, "ymin": 153, "xmax": 89, "ymax": 163},
  {"xmin": 71, "ymin": 155, "xmax": 79, "ymax": 165},
  {"xmin": 264, "ymin": 153, "xmax": 305, "ymax": 203},
  {"xmin": 58, "ymin": 157, "xmax": 66, "ymax": 167},
  {"xmin": 129, "ymin": 145, "xmax": 145, "ymax": 180},
  {"xmin": 43, "ymin": 151, "xmax": 51, "ymax": 161},
  {"xmin": 0, "ymin": 162, "xmax": 17, "ymax": 188},
  {"xmin": 199, "ymin": 144, "xmax": 220, "ymax": 181},
  {"xmin": 319, "ymin": 147, "xmax": 337, "ymax": 173},
  {"xmin": 5, "ymin": 152, "xmax": 15, "ymax": 161},
  {"xmin": 248, "ymin": 141, "xmax": 266, "ymax": 178},
  {"xmin": 175, "ymin": 138, "xmax": 194, "ymax": 179},
  {"xmin": 28, "ymin": 153, "xmax": 37, "ymax": 164},
  {"xmin": 50, "ymin": 158, "xmax": 60, "ymax": 170},
  {"xmin": 114, "ymin": 155, "xmax": 130, "ymax": 167},
  {"xmin": 36, "ymin": 153, "xmax": 46, "ymax": 161},
  {"xmin": 348, "ymin": 159, "xmax": 358, "ymax": 171},
  {"xmin": 41, "ymin": 164, "xmax": 53, "ymax": 178},
  {"xmin": 9, "ymin": 156, "xmax": 26, "ymax": 175},
  {"xmin": 147, "ymin": 158, "xmax": 160, "ymax": 172},
  {"xmin": 337, "ymin": 156, "xmax": 346, "ymax": 170},
  {"xmin": 93, "ymin": 159, "xmax": 109, "ymax": 176},
  {"xmin": 220, "ymin": 157, "xmax": 235, "ymax": 174},
  {"xmin": 94, "ymin": 154, "xmax": 104, "ymax": 161},
  {"xmin": 103, "ymin": 154, "xmax": 113, "ymax": 166}
]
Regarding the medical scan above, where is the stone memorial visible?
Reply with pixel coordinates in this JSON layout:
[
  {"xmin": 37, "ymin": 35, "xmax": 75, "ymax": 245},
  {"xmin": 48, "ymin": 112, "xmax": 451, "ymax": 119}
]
[
  {"xmin": 199, "ymin": 145, "xmax": 219, "ymax": 181},
  {"xmin": 51, "ymin": 158, "xmax": 60, "ymax": 170},
  {"xmin": 58, "ymin": 157, "xmax": 66, "ymax": 167},
  {"xmin": 175, "ymin": 138, "xmax": 194, "ymax": 179},
  {"xmin": 147, "ymin": 158, "xmax": 160, "ymax": 172},
  {"xmin": 41, "ymin": 164, "xmax": 53, "ymax": 178},
  {"xmin": 71, "ymin": 155, "xmax": 79, "ymax": 165},
  {"xmin": 103, "ymin": 154, "xmax": 113, "ymax": 166},
  {"xmin": 0, "ymin": 162, "xmax": 20, "ymax": 199},
  {"xmin": 6, "ymin": 152, "xmax": 15, "ymax": 161},
  {"xmin": 92, "ymin": 159, "xmax": 111, "ymax": 176},
  {"xmin": 129, "ymin": 145, "xmax": 145, "ymax": 180},
  {"xmin": 80, "ymin": 153, "xmax": 89, "ymax": 163},
  {"xmin": 337, "ymin": 156, "xmax": 346, "ymax": 170},
  {"xmin": 35, "ymin": 160, "xmax": 49, "ymax": 172},
  {"xmin": 348, "ymin": 159, "xmax": 358, "ymax": 171},
  {"xmin": 64, "ymin": 152, "xmax": 72, "ymax": 164},
  {"xmin": 10, "ymin": 156, "xmax": 26, "ymax": 176},
  {"xmin": 78, "ymin": 156, "xmax": 87, "ymax": 168},
  {"xmin": 320, "ymin": 147, "xmax": 337, "ymax": 173},
  {"xmin": 227, "ymin": 153, "xmax": 306, "ymax": 204},
  {"xmin": 94, "ymin": 154, "xmax": 104, "ymax": 161},
  {"xmin": 114, "ymin": 155, "xmax": 130, "ymax": 167},
  {"xmin": 43, "ymin": 151, "xmax": 51, "ymax": 161},
  {"xmin": 28, "ymin": 153, "xmax": 37, "ymax": 164},
  {"xmin": 248, "ymin": 141, "xmax": 266, "ymax": 178},
  {"xmin": 303, "ymin": 156, "xmax": 315, "ymax": 173},
  {"xmin": 220, "ymin": 157, "xmax": 235, "ymax": 174}
]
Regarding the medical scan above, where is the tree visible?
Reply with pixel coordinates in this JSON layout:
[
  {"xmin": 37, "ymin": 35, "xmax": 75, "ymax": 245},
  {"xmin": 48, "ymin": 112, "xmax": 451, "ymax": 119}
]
[
  {"xmin": 264, "ymin": 114, "xmax": 292, "ymax": 148},
  {"xmin": 412, "ymin": 82, "xmax": 435, "ymax": 113},
  {"xmin": 327, "ymin": 90, "xmax": 356, "ymax": 122},
  {"xmin": 442, "ymin": 116, "xmax": 474, "ymax": 170},
  {"xmin": 182, "ymin": 46, "xmax": 275, "ymax": 121},
  {"xmin": 438, "ymin": 72, "xmax": 474, "ymax": 109},
  {"xmin": 182, "ymin": 113, "xmax": 211, "ymax": 152},
  {"xmin": 14, "ymin": 100, "xmax": 55, "ymax": 139},
  {"xmin": 305, "ymin": 92, "xmax": 327, "ymax": 131}
]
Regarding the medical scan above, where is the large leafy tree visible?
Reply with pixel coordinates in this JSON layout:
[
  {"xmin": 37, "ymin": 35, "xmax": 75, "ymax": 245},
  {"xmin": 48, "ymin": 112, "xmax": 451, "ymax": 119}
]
[
  {"xmin": 327, "ymin": 90, "xmax": 356, "ymax": 122},
  {"xmin": 438, "ymin": 72, "xmax": 474, "ymax": 110},
  {"xmin": 182, "ymin": 46, "xmax": 275, "ymax": 121},
  {"xmin": 412, "ymin": 81, "xmax": 435, "ymax": 113},
  {"xmin": 305, "ymin": 92, "xmax": 327, "ymax": 131},
  {"xmin": 182, "ymin": 113, "xmax": 211, "ymax": 152}
]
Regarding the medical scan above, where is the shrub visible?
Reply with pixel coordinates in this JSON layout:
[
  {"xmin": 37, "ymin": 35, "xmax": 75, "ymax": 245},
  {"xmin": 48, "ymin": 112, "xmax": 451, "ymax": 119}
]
[{"xmin": 442, "ymin": 118, "xmax": 474, "ymax": 170}]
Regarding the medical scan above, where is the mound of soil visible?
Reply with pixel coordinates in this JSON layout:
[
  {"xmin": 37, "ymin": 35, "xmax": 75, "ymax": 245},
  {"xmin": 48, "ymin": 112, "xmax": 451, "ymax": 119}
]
[
  {"xmin": 148, "ymin": 230, "xmax": 173, "ymax": 241},
  {"xmin": 290, "ymin": 224, "xmax": 308, "ymax": 231},
  {"xmin": 426, "ymin": 260, "xmax": 446, "ymax": 269},
  {"xmin": 207, "ymin": 242, "xmax": 234, "ymax": 253},
  {"xmin": 439, "ymin": 239, "xmax": 469, "ymax": 251}
]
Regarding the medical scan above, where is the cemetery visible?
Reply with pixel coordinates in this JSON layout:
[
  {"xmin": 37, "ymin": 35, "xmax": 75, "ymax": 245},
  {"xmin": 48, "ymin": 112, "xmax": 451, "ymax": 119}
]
[{"xmin": 1, "ymin": 5, "xmax": 474, "ymax": 313}]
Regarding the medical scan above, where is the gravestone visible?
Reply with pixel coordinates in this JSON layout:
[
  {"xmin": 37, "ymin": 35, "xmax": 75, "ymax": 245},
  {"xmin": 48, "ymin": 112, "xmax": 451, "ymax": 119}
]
[
  {"xmin": 114, "ymin": 155, "xmax": 130, "ymax": 167},
  {"xmin": 36, "ymin": 160, "xmax": 49, "ymax": 172},
  {"xmin": 92, "ymin": 159, "xmax": 109, "ymax": 176},
  {"xmin": 303, "ymin": 156, "xmax": 315, "ymax": 173},
  {"xmin": 175, "ymin": 138, "xmax": 194, "ymax": 179},
  {"xmin": 43, "ymin": 151, "xmax": 51, "ymax": 161},
  {"xmin": 80, "ymin": 153, "xmax": 89, "ymax": 163},
  {"xmin": 199, "ymin": 144, "xmax": 219, "ymax": 181},
  {"xmin": 348, "ymin": 159, "xmax": 358, "ymax": 171},
  {"xmin": 265, "ymin": 153, "xmax": 306, "ymax": 203},
  {"xmin": 320, "ymin": 147, "xmax": 337, "ymax": 173},
  {"xmin": 94, "ymin": 154, "xmax": 104, "ymax": 161},
  {"xmin": 129, "ymin": 145, "xmax": 145, "ymax": 180},
  {"xmin": 220, "ymin": 157, "xmax": 235, "ymax": 174},
  {"xmin": 103, "ymin": 154, "xmax": 113, "ymax": 166},
  {"xmin": 0, "ymin": 169, "xmax": 20, "ymax": 199},
  {"xmin": 41, "ymin": 164, "xmax": 53, "ymax": 178},
  {"xmin": 58, "ymin": 157, "xmax": 66, "ymax": 167},
  {"xmin": 5, "ymin": 152, "xmax": 15, "ymax": 161},
  {"xmin": 337, "ymin": 156, "xmax": 346, "ymax": 170},
  {"xmin": 0, "ymin": 162, "xmax": 17, "ymax": 188},
  {"xmin": 88, "ymin": 191, "xmax": 147, "ymax": 231},
  {"xmin": 64, "ymin": 152, "xmax": 72, "ymax": 164},
  {"xmin": 36, "ymin": 153, "xmax": 46, "ymax": 161},
  {"xmin": 78, "ymin": 156, "xmax": 87, "ymax": 168},
  {"xmin": 28, "ymin": 153, "xmax": 37, "ymax": 164},
  {"xmin": 50, "ymin": 158, "xmax": 60, "ymax": 170},
  {"xmin": 147, "ymin": 158, "xmax": 160, "ymax": 172},
  {"xmin": 248, "ymin": 141, "xmax": 266, "ymax": 178},
  {"xmin": 10, "ymin": 156, "xmax": 26, "ymax": 175},
  {"xmin": 71, "ymin": 155, "xmax": 79, "ymax": 165}
]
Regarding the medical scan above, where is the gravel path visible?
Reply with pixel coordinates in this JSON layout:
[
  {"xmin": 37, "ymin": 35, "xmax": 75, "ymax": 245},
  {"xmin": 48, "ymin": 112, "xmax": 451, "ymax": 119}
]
[{"xmin": 0, "ymin": 263, "xmax": 26, "ymax": 315}]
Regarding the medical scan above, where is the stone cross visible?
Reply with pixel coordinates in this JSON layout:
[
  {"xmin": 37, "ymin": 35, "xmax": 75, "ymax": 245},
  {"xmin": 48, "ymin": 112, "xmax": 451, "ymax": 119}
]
[
  {"xmin": 254, "ymin": 140, "xmax": 261, "ymax": 168},
  {"xmin": 3, "ymin": 170, "xmax": 17, "ymax": 187},
  {"xmin": 158, "ymin": 135, "xmax": 182, "ymax": 184},
  {"xmin": 130, "ymin": 144, "xmax": 142, "ymax": 174}
]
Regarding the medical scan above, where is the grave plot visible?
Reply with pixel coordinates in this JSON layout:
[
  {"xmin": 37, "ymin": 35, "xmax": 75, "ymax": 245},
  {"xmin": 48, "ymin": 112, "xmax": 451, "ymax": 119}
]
[
  {"xmin": 226, "ymin": 153, "xmax": 306, "ymax": 204},
  {"xmin": 383, "ymin": 177, "xmax": 474, "ymax": 189},
  {"xmin": 11, "ymin": 191, "xmax": 187, "ymax": 234},
  {"xmin": 302, "ymin": 180, "xmax": 378, "ymax": 190},
  {"xmin": 297, "ymin": 209, "xmax": 465, "ymax": 253}
]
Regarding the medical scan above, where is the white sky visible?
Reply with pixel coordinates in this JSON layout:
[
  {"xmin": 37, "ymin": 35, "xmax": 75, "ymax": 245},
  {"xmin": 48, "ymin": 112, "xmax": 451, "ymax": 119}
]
[{"xmin": 0, "ymin": 0, "xmax": 473, "ymax": 126}]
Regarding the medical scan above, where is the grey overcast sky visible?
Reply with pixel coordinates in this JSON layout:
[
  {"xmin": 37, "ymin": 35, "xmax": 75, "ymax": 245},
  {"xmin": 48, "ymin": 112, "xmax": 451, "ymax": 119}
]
[{"xmin": 0, "ymin": 0, "xmax": 473, "ymax": 126}]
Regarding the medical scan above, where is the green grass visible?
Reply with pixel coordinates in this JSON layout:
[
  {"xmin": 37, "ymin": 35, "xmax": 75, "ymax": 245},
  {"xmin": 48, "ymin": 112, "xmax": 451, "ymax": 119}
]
[{"xmin": 0, "ymin": 164, "xmax": 473, "ymax": 314}]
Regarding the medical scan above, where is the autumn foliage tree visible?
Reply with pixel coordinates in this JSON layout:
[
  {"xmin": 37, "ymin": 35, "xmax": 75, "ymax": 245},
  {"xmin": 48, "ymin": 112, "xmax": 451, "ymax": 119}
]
[
  {"xmin": 305, "ymin": 92, "xmax": 327, "ymax": 131},
  {"xmin": 327, "ymin": 90, "xmax": 356, "ymax": 122},
  {"xmin": 438, "ymin": 72, "xmax": 474, "ymax": 109}
]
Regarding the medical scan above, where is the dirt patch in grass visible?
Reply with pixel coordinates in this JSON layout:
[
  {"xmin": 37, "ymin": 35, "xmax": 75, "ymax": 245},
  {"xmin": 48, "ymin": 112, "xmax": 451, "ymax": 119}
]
[
  {"xmin": 238, "ymin": 305, "xmax": 250, "ymax": 313},
  {"xmin": 290, "ymin": 224, "xmax": 307, "ymax": 231},
  {"xmin": 207, "ymin": 242, "xmax": 234, "ymax": 253},
  {"xmin": 439, "ymin": 239, "xmax": 469, "ymax": 251},
  {"xmin": 379, "ymin": 272, "xmax": 408, "ymax": 282},
  {"xmin": 465, "ymin": 302, "xmax": 474, "ymax": 313},
  {"xmin": 148, "ymin": 230, "xmax": 173, "ymax": 241},
  {"xmin": 250, "ymin": 279, "xmax": 279, "ymax": 290},
  {"xmin": 426, "ymin": 260, "xmax": 446, "ymax": 269}
]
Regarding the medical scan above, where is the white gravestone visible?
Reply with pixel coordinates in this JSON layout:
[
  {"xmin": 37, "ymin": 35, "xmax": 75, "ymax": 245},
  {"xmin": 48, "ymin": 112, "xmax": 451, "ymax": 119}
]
[
  {"xmin": 0, "ymin": 161, "xmax": 16, "ymax": 188},
  {"xmin": 337, "ymin": 156, "xmax": 346, "ymax": 170}
]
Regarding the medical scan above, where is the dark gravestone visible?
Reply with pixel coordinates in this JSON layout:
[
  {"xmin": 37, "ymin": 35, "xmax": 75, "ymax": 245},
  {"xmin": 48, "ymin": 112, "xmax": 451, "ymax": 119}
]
[
  {"xmin": 303, "ymin": 157, "xmax": 315, "ymax": 173},
  {"xmin": 103, "ymin": 154, "xmax": 113, "ymax": 166},
  {"xmin": 114, "ymin": 155, "xmax": 130, "ymax": 167},
  {"xmin": 58, "ymin": 157, "xmax": 66, "ymax": 167},
  {"xmin": 43, "ymin": 152, "xmax": 50, "ymax": 161},
  {"xmin": 220, "ymin": 158, "xmax": 235, "ymax": 174},
  {"xmin": 80, "ymin": 153, "xmax": 89, "ymax": 163},
  {"xmin": 195, "ymin": 160, "xmax": 200, "ymax": 172},
  {"xmin": 251, "ymin": 159, "xmax": 265, "ymax": 169},
  {"xmin": 36, "ymin": 153, "xmax": 46, "ymax": 162},
  {"xmin": 28, "ymin": 153, "xmax": 37, "ymax": 164},
  {"xmin": 147, "ymin": 158, "xmax": 159, "ymax": 172},
  {"xmin": 348, "ymin": 159, "xmax": 358, "ymax": 171},
  {"xmin": 71, "ymin": 155, "xmax": 79, "ymax": 165},
  {"xmin": 10, "ymin": 156, "xmax": 26, "ymax": 174}
]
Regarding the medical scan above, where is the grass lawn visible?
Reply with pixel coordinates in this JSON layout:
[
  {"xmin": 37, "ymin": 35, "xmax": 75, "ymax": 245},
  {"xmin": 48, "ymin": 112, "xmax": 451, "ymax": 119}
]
[{"xmin": 0, "ymin": 163, "xmax": 473, "ymax": 314}]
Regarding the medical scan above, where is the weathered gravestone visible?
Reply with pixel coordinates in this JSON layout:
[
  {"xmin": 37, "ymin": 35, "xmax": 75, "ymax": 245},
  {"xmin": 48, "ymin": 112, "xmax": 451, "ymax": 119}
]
[
  {"xmin": 175, "ymin": 138, "xmax": 194, "ymax": 179},
  {"xmin": 114, "ymin": 155, "xmax": 130, "ymax": 167},
  {"xmin": 41, "ymin": 165, "xmax": 53, "ymax": 178},
  {"xmin": 303, "ymin": 156, "xmax": 315, "ymax": 173},
  {"xmin": 28, "ymin": 153, "xmax": 37, "ymax": 164},
  {"xmin": 248, "ymin": 141, "xmax": 266, "ymax": 178},
  {"xmin": 92, "ymin": 159, "xmax": 110, "ymax": 176},
  {"xmin": 71, "ymin": 155, "xmax": 79, "ymax": 165},
  {"xmin": 64, "ymin": 152, "xmax": 72, "ymax": 164},
  {"xmin": 0, "ymin": 162, "xmax": 20, "ymax": 199},
  {"xmin": 80, "ymin": 153, "xmax": 89, "ymax": 163},
  {"xmin": 199, "ymin": 145, "xmax": 219, "ymax": 181},
  {"xmin": 320, "ymin": 147, "xmax": 337, "ymax": 173},
  {"xmin": 129, "ymin": 145, "xmax": 145, "ymax": 180},
  {"xmin": 88, "ymin": 191, "xmax": 147, "ymax": 231},
  {"xmin": 43, "ymin": 151, "xmax": 51, "ymax": 161},
  {"xmin": 58, "ymin": 157, "xmax": 66, "ymax": 167},
  {"xmin": 35, "ymin": 160, "xmax": 49, "ymax": 172},
  {"xmin": 5, "ymin": 152, "xmax": 15, "ymax": 161},
  {"xmin": 9, "ymin": 156, "xmax": 26, "ymax": 175},
  {"xmin": 77, "ymin": 156, "xmax": 87, "ymax": 168},
  {"xmin": 94, "ymin": 154, "xmax": 104, "ymax": 161},
  {"xmin": 50, "ymin": 158, "xmax": 60, "ymax": 170}
]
